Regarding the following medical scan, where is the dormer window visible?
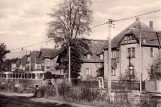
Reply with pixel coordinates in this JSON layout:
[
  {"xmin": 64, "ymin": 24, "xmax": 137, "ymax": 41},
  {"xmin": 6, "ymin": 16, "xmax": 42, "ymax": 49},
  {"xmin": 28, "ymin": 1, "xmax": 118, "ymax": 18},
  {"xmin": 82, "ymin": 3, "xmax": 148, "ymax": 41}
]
[
  {"xmin": 99, "ymin": 54, "xmax": 104, "ymax": 59},
  {"xmin": 86, "ymin": 51, "xmax": 92, "ymax": 59},
  {"xmin": 87, "ymin": 54, "xmax": 91, "ymax": 59}
]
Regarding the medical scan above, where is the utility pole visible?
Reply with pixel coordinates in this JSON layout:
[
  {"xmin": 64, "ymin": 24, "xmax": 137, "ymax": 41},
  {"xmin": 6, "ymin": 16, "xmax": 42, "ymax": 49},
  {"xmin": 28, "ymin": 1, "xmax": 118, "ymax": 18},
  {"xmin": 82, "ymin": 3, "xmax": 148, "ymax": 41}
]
[
  {"xmin": 68, "ymin": 46, "xmax": 71, "ymax": 83},
  {"xmin": 108, "ymin": 19, "xmax": 112, "ymax": 94},
  {"xmin": 29, "ymin": 51, "xmax": 32, "ymax": 71},
  {"xmin": 139, "ymin": 32, "xmax": 142, "ymax": 92}
]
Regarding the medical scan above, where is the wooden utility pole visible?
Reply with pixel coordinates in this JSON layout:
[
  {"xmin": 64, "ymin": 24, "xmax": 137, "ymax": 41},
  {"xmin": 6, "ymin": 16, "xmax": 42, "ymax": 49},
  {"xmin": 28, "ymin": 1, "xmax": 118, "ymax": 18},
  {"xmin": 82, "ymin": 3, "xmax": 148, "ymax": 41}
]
[
  {"xmin": 139, "ymin": 32, "xmax": 142, "ymax": 92},
  {"xmin": 68, "ymin": 46, "xmax": 71, "ymax": 83},
  {"xmin": 108, "ymin": 19, "xmax": 112, "ymax": 94}
]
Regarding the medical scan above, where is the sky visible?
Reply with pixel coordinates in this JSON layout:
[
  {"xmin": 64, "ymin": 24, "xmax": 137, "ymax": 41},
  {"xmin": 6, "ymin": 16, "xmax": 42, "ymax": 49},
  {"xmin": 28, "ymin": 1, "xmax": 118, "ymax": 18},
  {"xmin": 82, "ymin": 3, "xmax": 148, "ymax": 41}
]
[{"xmin": 0, "ymin": 0, "xmax": 161, "ymax": 59}]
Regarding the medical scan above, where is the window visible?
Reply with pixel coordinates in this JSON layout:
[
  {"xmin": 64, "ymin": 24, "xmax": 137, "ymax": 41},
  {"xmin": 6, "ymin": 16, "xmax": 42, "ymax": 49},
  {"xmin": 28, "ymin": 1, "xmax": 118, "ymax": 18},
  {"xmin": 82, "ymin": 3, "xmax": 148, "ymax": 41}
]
[
  {"xmin": 127, "ymin": 47, "xmax": 135, "ymax": 58},
  {"xmin": 37, "ymin": 73, "xmax": 44, "ymax": 79},
  {"xmin": 36, "ymin": 64, "xmax": 41, "ymax": 70},
  {"xmin": 32, "ymin": 74, "xmax": 35, "ymax": 79},
  {"xmin": 25, "ymin": 74, "xmax": 27, "ymax": 79},
  {"xmin": 111, "ymin": 69, "xmax": 116, "ymax": 76},
  {"xmin": 87, "ymin": 54, "xmax": 91, "ymax": 59},
  {"xmin": 28, "ymin": 73, "xmax": 31, "ymax": 79},
  {"xmin": 86, "ymin": 68, "xmax": 91, "ymax": 75},
  {"xmin": 132, "ymin": 48, "xmax": 135, "ymax": 58},
  {"xmin": 112, "ymin": 51, "xmax": 119, "ymax": 58},
  {"xmin": 22, "ymin": 74, "xmax": 24, "ymax": 79},
  {"xmin": 46, "ymin": 61, "xmax": 51, "ymax": 69},
  {"xmin": 150, "ymin": 48, "xmax": 154, "ymax": 57},
  {"xmin": 100, "ymin": 54, "xmax": 104, "ymax": 59}
]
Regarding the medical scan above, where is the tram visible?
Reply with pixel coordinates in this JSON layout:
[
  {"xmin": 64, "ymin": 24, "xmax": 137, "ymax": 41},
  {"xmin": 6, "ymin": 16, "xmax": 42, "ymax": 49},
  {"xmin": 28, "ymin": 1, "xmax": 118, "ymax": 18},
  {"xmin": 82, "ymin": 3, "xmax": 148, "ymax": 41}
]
[{"xmin": 0, "ymin": 71, "xmax": 45, "ymax": 87}]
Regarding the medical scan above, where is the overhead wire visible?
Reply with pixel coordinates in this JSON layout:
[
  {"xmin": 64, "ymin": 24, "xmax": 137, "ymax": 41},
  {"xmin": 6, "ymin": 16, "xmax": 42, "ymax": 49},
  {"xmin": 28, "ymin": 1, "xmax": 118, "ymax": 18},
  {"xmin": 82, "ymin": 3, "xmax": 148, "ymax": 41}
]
[{"xmin": 7, "ymin": 9, "xmax": 161, "ymax": 51}]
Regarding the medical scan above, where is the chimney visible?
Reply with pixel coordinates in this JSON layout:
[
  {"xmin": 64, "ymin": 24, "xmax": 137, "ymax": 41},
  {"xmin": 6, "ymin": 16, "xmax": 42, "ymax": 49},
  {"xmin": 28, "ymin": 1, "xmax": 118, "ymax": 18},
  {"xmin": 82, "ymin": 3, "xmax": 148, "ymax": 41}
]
[
  {"xmin": 136, "ymin": 17, "xmax": 140, "ymax": 21},
  {"xmin": 149, "ymin": 21, "xmax": 153, "ymax": 29}
]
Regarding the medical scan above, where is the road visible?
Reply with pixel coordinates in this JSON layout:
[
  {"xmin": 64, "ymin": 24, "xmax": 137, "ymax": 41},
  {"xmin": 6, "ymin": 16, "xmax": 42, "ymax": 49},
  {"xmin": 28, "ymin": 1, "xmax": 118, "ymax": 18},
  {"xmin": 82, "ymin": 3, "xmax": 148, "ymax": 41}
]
[{"xmin": 0, "ymin": 94, "xmax": 73, "ymax": 107}]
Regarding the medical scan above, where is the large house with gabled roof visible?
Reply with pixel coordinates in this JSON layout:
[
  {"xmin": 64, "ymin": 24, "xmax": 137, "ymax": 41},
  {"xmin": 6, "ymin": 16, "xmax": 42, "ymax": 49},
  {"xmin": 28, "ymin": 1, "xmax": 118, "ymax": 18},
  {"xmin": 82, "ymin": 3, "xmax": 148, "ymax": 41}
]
[
  {"xmin": 104, "ymin": 18, "xmax": 161, "ymax": 83},
  {"xmin": 56, "ymin": 39, "xmax": 107, "ymax": 80}
]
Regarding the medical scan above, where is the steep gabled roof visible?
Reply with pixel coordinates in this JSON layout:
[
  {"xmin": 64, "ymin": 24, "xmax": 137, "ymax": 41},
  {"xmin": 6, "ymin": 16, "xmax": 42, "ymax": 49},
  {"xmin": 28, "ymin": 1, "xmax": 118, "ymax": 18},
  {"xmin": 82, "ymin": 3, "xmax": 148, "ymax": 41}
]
[
  {"xmin": 29, "ymin": 51, "xmax": 40, "ymax": 63},
  {"xmin": 40, "ymin": 48, "xmax": 64, "ymax": 59},
  {"xmin": 56, "ymin": 39, "xmax": 107, "ymax": 64},
  {"xmin": 104, "ymin": 20, "xmax": 159, "ymax": 49},
  {"xmin": 81, "ymin": 39, "xmax": 107, "ymax": 62},
  {"xmin": 21, "ymin": 55, "xmax": 27, "ymax": 67}
]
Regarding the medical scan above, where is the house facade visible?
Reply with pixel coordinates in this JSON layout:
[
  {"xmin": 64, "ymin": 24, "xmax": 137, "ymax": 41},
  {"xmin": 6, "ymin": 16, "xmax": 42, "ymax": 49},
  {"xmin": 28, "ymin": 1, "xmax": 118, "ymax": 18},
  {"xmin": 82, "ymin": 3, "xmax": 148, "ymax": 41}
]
[
  {"xmin": 104, "ymin": 19, "xmax": 161, "ymax": 83},
  {"xmin": 25, "ymin": 51, "xmax": 40, "ymax": 71},
  {"xmin": 38, "ymin": 48, "xmax": 62, "ymax": 75},
  {"xmin": 56, "ymin": 39, "xmax": 106, "ymax": 80},
  {"xmin": 80, "ymin": 39, "xmax": 106, "ymax": 80}
]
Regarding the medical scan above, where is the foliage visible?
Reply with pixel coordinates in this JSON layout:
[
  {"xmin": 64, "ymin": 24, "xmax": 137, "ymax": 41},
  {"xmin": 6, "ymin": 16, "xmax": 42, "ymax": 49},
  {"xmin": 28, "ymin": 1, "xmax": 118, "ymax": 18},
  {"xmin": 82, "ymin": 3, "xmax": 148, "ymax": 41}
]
[
  {"xmin": 0, "ymin": 43, "xmax": 10, "ymax": 71},
  {"xmin": 1, "ymin": 58, "xmax": 20, "ymax": 71},
  {"xmin": 47, "ymin": 0, "xmax": 93, "ymax": 80},
  {"xmin": 60, "ymin": 39, "xmax": 89, "ymax": 79},
  {"xmin": 0, "ymin": 81, "xmax": 34, "ymax": 93},
  {"xmin": 97, "ymin": 64, "xmax": 104, "ymax": 78},
  {"xmin": 148, "ymin": 57, "xmax": 161, "ymax": 80}
]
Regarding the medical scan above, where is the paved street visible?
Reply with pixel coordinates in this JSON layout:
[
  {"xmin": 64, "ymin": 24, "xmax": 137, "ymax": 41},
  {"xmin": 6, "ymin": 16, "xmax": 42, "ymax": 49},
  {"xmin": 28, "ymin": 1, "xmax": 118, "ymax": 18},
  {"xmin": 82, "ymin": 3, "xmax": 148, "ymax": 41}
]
[{"xmin": 0, "ymin": 94, "xmax": 73, "ymax": 107}]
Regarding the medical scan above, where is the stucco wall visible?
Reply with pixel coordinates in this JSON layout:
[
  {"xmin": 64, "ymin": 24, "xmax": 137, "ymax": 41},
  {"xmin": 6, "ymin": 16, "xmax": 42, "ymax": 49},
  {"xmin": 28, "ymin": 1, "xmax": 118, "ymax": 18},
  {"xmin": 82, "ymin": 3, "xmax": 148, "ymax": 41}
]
[
  {"xmin": 104, "ymin": 43, "xmax": 160, "ymax": 82},
  {"xmin": 104, "ymin": 50, "xmax": 120, "ymax": 81},
  {"xmin": 120, "ymin": 44, "xmax": 159, "ymax": 81},
  {"xmin": 80, "ymin": 62, "xmax": 102, "ymax": 80}
]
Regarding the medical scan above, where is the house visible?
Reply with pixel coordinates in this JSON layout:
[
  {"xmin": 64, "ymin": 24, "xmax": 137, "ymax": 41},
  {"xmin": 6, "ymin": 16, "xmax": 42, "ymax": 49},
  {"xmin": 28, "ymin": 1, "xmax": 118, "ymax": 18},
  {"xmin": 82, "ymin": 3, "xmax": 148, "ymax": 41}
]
[
  {"xmin": 80, "ymin": 39, "xmax": 106, "ymax": 80},
  {"xmin": 56, "ymin": 39, "xmax": 107, "ymax": 80},
  {"xmin": 38, "ymin": 48, "xmax": 63, "ymax": 74},
  {"xmin": 25, "ymin": 51, "xmax": 40, "ymax": 71},
  {"xmin": 104, "ymin": 18, "xmax": 161, "ymax": 84}
]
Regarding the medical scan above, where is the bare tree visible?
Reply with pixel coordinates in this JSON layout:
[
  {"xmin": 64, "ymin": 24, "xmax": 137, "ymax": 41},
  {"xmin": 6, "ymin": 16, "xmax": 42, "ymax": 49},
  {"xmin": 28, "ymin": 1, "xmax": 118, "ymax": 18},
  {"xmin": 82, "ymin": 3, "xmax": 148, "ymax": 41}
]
[
  {"xmin": 48, "ymin": 0, "xmax": 93, "ymax": 47},
  {"xmin": 47, "ymin": 0, "xmax": 93, "ymax": 82}
]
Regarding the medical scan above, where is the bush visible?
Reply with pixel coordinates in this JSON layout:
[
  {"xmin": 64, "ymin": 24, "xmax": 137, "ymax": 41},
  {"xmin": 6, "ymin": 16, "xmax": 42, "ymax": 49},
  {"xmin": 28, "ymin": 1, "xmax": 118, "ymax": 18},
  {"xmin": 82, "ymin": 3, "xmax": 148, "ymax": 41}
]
[
  {"xmin": 57, "ymin": 82, "xmax": 102, "ymax": 102},
  {"xmin": 42, "ymin": 85, "xmax": 57, "ymax": 97},
  {"xmin": 0, "ymin": 81, "xmax": 34, "ymax": 93}
]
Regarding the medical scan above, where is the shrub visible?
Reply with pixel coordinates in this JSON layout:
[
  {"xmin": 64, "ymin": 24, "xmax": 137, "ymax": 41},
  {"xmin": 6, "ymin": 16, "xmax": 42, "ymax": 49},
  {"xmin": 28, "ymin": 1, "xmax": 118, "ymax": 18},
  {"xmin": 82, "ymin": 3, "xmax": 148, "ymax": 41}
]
[{"xmin": 42, "ymin": 85, "xmax": 57, "ymax": 97}]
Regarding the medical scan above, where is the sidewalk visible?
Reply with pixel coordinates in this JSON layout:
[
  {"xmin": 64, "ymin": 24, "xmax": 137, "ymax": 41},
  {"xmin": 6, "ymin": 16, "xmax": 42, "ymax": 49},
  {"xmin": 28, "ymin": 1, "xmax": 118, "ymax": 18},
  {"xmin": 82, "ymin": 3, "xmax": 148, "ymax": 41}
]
[{"xmin": 0, "ymin": 92, "xmax": 94, "ymax": 107}]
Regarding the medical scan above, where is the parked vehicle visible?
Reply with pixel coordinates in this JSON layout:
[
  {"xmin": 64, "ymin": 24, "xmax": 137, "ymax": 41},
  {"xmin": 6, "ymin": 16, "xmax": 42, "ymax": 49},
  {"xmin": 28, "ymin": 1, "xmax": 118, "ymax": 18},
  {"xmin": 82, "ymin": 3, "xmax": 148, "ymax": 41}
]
[{"xmin": 0, "ymin": 71, "xmax": 44, "ymax": 87}]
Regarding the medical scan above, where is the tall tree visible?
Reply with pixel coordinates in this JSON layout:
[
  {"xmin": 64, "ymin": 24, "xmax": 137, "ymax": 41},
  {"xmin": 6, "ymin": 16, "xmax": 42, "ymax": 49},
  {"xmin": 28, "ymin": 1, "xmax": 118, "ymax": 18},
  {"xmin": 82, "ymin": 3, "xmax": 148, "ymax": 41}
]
[
  {"xmin": 0, "ymin": 43, "xmax": 10, "ymax": 71},
  {"xmin": 48, "ymin": 0, "xmax": 93, "ymax": 80}
]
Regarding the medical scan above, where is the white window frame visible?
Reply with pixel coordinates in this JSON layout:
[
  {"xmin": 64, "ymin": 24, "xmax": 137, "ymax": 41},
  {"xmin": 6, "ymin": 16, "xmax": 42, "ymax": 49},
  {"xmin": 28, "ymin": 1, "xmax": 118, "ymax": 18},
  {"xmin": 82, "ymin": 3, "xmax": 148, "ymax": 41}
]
[
  {"xmin": 87, "ymin": 54, "xmax": 91, "ymax": 59},
  {"xmin": 127, "ymin": 47, "xmax": 135, "ymax": 58},
  {"xmin": 99, "ymin": 54, "xmax": 104, "ymax": 59},
  {"xmin": 86, "ymin": 68, "xmax": 91, "ymax": 75}
]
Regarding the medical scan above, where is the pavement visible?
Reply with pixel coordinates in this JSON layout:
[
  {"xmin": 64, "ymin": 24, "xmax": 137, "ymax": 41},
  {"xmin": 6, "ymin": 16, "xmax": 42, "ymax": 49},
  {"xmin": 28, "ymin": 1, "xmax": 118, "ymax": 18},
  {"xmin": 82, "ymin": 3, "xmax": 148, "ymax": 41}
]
[{"xmin": 0, "ymin": 92, "xmax": 93, "ymax": 107}]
